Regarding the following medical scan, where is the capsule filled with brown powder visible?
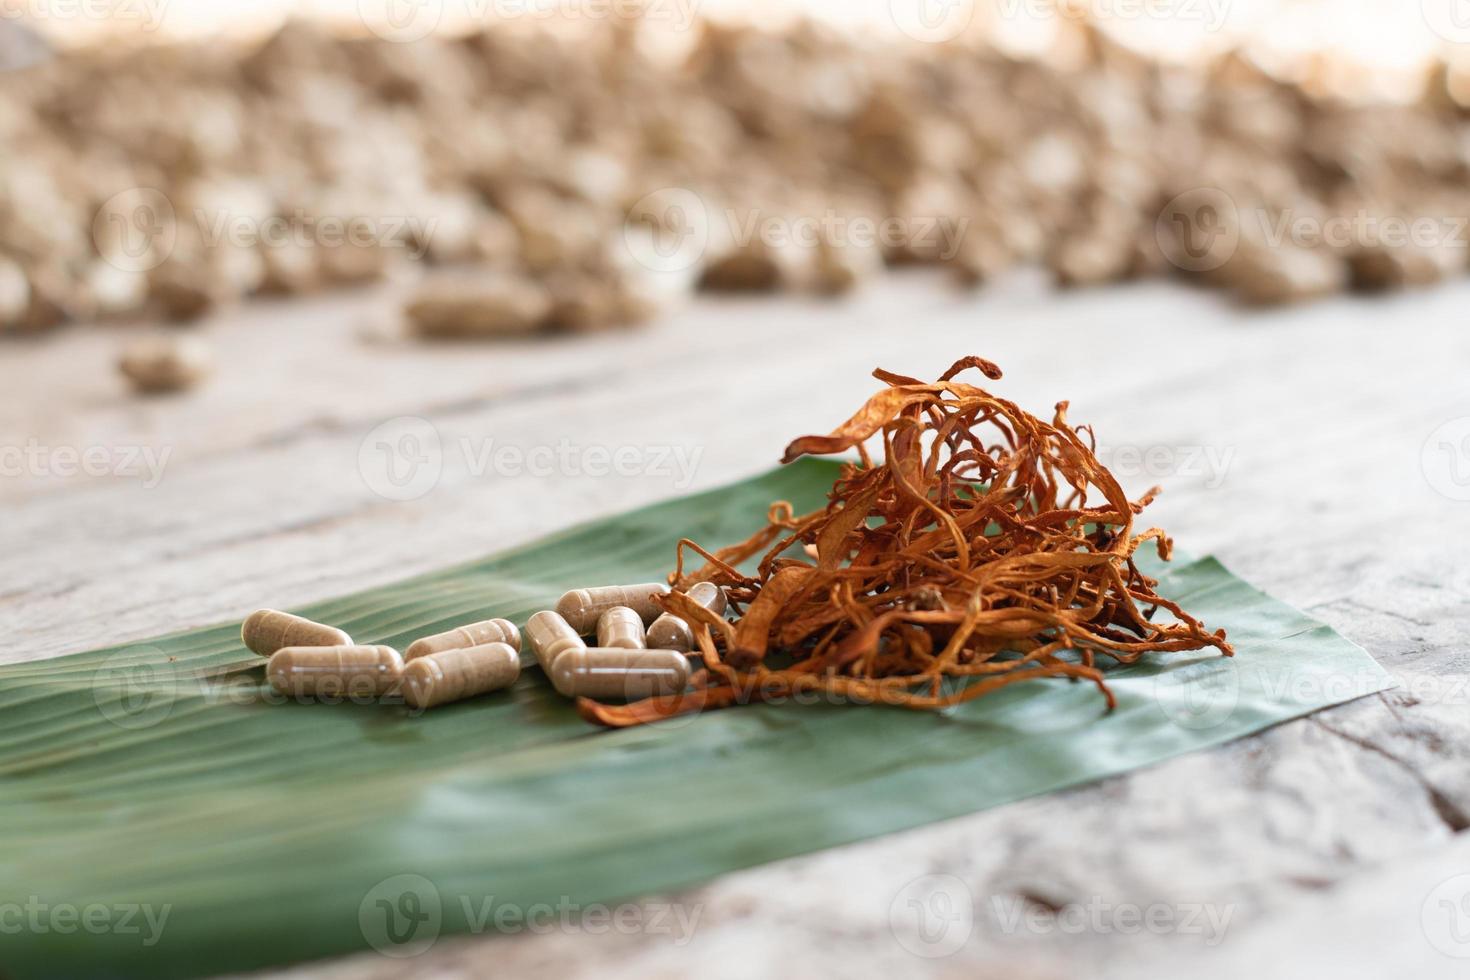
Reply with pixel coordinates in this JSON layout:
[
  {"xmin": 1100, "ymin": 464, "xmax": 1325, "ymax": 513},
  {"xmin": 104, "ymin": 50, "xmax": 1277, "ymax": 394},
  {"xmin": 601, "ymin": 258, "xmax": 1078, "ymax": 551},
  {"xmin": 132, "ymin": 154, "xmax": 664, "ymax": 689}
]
[
  {"xmin": 646, "ymin": 582, "xmax": 728, "ymax": 653},
  {"xmin": 405, "ymin": 618, "xmax": 520, "ymax": 661},
  {"xmin": 267, "ymin": 645, "xmax": 403, "ymax": 699},
  {"xmin": 402, "ymin": 642, "xmax": 521, "ymax": 709},
  {"xmin": 549, "ymin": 648, "xmax": 690, "ymax": 701},
  {"xmin": 242, "ymin": 609, "xmax": 352, "ymax": 658},
  {"xmin": 525, "ymin": 610, "xmax": 586, "ymax": 672},
  {"xmin": 595, "ymin": 606, "xmax": 646, "ymax": 650},
  {"xmin": 555, "ymin": 583, "xmax": 668, "ymax": 633}
]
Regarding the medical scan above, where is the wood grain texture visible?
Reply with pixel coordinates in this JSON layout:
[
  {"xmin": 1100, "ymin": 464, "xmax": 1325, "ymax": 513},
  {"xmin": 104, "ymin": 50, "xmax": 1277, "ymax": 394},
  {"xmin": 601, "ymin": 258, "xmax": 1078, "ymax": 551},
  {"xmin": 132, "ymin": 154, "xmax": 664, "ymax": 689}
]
[{"xmin": 3, "ymin": 270, "xmax": 1469, "ymax": 977}]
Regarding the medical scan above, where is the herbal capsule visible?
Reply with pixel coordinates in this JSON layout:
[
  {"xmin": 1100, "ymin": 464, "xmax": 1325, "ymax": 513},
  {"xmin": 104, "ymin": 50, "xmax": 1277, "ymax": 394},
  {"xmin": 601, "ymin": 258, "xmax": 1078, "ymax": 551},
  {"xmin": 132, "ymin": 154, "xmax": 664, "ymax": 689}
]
[
  {"xmin": 405, "ymin": 618, "xmax": 520, "ymax": 661},
  {"xmin": 242, "ymin": 609, "xmax": 352, "ymax": 658},
  {"xmin": 401, "ymin": 642, "xmax": 521, "ymax": 710},
  {"xmin": 555, "ymin": 583, "xmax": 669, "ymax": 633},
  {"xmin": 596, "ymin": 606, "xmax": 646, "ymax": 650},
  {"xmin": 550, "ymin": 648, "xmax": 690, "ymax": 701},
  {"xmin": 646, "ymin": 582, "xmax": 727, "ymax": 653},
  {"xmin": 267, "ymin": 645, "xmax": 403, "ymax": 698},
  {"xmin": 525, "ymin": 610, "xmax": 586, "ymax": 672}
]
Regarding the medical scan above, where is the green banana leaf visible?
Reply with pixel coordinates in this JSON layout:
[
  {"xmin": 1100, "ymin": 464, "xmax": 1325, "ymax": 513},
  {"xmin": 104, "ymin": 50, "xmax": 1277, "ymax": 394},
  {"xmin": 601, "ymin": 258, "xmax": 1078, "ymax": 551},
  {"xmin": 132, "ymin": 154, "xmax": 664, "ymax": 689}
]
[{"xmin": 0, "ymin": 459, "xmax": 1391, "ymax": 978}]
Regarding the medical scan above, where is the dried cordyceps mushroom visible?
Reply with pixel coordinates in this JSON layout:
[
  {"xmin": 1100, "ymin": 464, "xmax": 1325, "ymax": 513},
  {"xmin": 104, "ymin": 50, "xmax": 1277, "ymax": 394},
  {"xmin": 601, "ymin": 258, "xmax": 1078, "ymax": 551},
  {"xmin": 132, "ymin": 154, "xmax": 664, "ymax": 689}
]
[{"xmin": 579, "ymin": 356, "xmax": 1233, "ymax": 727}]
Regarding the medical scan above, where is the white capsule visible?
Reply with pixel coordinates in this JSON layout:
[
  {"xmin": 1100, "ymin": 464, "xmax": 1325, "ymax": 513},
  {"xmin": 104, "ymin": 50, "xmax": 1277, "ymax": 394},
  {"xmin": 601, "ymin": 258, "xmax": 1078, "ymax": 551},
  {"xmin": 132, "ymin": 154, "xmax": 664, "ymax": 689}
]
[
  {"xmin": 406, "ymin": 618, "xmax": 520, "ymax": 660},
  {"xmin": 401, "ymin": 642, "xmax": 521, "ymax": 709},
  {"xmin": 550, "ymin": 648, "xmax": 690, "ymax": 701},
  {"xmin": 267, "ymin": 645, "xmax": 403, "ymax": 699},
  {"xmin": 525, "ymin": 610, "xmax": 586, "ymax": 672},
  {"xmin": 555, "ymin": 583, "xmax": 669, "ymax": 633},
  {"xmin": 596, "ymin": 606, "xmax": 646, "ymax": 649},
  {"xmin": 242, "ymin": 609, "xmax": 352, "ymax": 658},
  {"xmin": 646, "ymin": 582, "xmax": 728, "ymax": 653}
]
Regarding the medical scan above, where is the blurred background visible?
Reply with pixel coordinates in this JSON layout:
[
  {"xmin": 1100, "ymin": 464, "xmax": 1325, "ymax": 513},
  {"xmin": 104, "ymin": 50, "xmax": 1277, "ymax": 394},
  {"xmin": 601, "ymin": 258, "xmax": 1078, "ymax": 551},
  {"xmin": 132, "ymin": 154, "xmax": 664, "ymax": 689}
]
[{"xmin": 5, "ymin": 0, "xmax": 1470, "ymax": 371}]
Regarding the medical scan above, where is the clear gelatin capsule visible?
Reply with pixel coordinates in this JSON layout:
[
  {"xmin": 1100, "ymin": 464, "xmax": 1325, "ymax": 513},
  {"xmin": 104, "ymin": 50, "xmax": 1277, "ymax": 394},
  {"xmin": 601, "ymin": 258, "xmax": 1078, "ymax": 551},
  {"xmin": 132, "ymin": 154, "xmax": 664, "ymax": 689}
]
[
  {"xmin": 405, "ymin": 618, "xmax": 520, "ymax": 661},
  {"xmin": 525, "ymin": 610, "xmax": 586, "ymax": 672},
  {"xmin": 401, "ymin": 642, "xmax": 521, "ymax": 710},
  {"xmin": 242, "ymin": 609, "xmax": 352, "ymax": 658},
  {"xmin": 267, "ymin": 645, "xmax": 403, "ymax": 699},
  {"xmin": 555, "ymin": 583, "xmax": 669, "ymax": 634},
  {"xmin": 549, "ymin": 648, "xmax": 690, "ymax": 701},
  {"xmin": 646, "ymin": 581, "xmax": 727, "ymax": 653},
  {"xmin": 595, "ymin": 606, "xmax": 646, "ymax": 650}
]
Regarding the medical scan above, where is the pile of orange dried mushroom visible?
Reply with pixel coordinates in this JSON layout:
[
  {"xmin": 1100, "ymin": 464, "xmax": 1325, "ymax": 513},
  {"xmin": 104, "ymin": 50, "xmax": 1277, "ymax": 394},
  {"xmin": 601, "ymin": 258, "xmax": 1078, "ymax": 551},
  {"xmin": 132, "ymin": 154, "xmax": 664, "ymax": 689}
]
[{"xmin": 579, "ymin": 356, "xmax": 1233, "ymax": 727}]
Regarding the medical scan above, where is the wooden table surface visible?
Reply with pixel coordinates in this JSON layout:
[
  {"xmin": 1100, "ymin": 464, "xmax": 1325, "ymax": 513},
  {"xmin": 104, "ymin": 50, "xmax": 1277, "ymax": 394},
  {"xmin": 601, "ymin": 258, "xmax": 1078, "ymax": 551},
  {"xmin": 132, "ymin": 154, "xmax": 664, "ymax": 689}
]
[{"xmin": 4, "ymin": 271, "xmax": 1469, "ymax": 978}]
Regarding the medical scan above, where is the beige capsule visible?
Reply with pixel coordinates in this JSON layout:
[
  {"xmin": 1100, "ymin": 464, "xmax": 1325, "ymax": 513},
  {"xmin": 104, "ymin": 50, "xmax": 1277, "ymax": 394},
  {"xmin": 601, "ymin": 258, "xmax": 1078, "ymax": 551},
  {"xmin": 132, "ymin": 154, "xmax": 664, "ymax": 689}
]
[
  {"xmin": 595, "ymin": 606, "xmax": 646, "ymax": 650},
  {"xmin": 242, "ymin": 609, "xmax": 352, "ymax": 658},
  {"xmin": 406, "ymin": 618, "xmax": 520, "ymax": 661},
  {"xmin": 401, "ymin": 642, "xmax": 521, "ymax": 710},
  {"xmin": 525, "ymin": 610, "xmax": 586, "ymax": 672},
  {"xmin": 646, "ymin": 582, "xmax": 728, "ymax": 653},
  {"xmin": 118, "ymin": 334, "xmax": 212, "ymax": 394},
  {"xmin": 267, "ymin": 645, "xmax": 403, "ymax": 699},
  {"xmin": 550, "ymin": 648, "xmax": 690, "ymax": 701},
  {"xmin": 556, "ymin": 583, "xmax": 669, "ymax": 634}
]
